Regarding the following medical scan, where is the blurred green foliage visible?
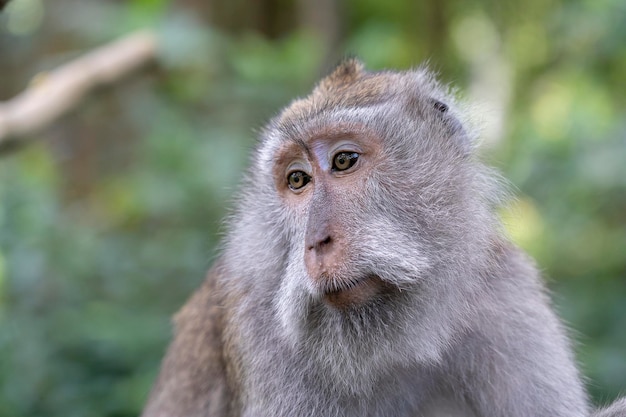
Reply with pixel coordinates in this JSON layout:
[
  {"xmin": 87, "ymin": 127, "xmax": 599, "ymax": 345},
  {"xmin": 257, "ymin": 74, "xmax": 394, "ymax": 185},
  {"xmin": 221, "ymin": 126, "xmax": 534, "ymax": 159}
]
[{"xmin": 0, "ymin": 0, "xmax": 625, "ymax": 416}]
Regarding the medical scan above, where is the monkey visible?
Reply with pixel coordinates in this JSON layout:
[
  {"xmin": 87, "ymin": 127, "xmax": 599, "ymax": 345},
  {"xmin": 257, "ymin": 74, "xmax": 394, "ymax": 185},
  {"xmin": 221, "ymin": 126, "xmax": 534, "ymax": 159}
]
[{"xmin": 141, "ymin": 59, "xmax": 626, "ymax": 417}]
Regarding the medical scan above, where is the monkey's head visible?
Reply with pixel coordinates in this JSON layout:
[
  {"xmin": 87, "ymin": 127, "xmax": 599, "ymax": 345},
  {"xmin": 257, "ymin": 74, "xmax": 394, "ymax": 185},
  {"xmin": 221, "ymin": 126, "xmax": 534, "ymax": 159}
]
[{"xmin": 225, "ymin": 59, "xmax": 500, "ymax": 379}]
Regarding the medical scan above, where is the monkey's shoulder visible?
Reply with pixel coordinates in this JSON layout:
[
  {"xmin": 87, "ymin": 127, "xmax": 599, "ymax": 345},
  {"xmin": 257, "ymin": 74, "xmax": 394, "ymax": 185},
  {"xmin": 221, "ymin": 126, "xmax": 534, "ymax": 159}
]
[
  {"xmin": 141, "ymin": 261, "xmax": 235, "ymax": 417},
  {"xmin": 174, "ymin": 261, "xmax": 225, "ymax": 332}
]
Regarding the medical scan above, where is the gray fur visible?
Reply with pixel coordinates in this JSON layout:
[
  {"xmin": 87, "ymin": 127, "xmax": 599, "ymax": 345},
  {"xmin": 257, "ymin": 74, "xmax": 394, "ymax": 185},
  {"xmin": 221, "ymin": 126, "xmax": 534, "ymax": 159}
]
[
  {"xmin": 594, "ymin": 398, "xmax": 626, "ymax": 417},
  {"xmin": 142, "ymin": 62, "xmax": 625, "ymax": 417}
]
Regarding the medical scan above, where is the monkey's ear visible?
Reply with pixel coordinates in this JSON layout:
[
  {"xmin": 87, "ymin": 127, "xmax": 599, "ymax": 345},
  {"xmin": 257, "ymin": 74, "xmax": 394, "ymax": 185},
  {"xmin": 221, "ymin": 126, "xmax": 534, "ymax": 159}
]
[
  {"xmin": 431, "ymin": 99, "xmax": 472, "ymax": 155},
  {"xmin": 432, "ymin": 100, "xmax": 449, "ymax": 114},
  {"xmin": 318, "ymin": 58, "xmax": 365, "ymax": 91}
]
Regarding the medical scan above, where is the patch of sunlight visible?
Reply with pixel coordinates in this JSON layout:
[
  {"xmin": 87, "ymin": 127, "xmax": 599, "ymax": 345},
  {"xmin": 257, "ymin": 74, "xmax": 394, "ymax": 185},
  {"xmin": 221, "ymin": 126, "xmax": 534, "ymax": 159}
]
[
  {"xmin": 531, "ymin": 82, "xmax": 573, "ymax": 142},
  {"xmin": 452, "ymin": 13, "xmax": 499, "ymax": 64},
  {"xmin": 499, "ymin": 197, "xmax": 545, "ymax": 252},
  {"xmin": 452, "ymin": 13, "xmax": 510, "ymax": 148},
  {"xmin": 507, "ymin": 21, "xmax": 548, "ymax": 70}
]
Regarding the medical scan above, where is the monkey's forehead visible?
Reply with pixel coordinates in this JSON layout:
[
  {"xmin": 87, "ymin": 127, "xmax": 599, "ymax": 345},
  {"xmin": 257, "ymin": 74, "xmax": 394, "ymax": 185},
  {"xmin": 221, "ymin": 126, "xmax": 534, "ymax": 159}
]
[{"xmin": 276, "ymin": 65, "xmax": 440, "ymax": 129}]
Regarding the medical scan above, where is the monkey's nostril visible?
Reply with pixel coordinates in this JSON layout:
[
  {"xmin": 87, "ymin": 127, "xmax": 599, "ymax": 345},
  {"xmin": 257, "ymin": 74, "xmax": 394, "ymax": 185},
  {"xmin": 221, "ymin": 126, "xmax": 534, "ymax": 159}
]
[{"xmin": 308, "ymin": 235, "xmax": 332, "ymax": 252}]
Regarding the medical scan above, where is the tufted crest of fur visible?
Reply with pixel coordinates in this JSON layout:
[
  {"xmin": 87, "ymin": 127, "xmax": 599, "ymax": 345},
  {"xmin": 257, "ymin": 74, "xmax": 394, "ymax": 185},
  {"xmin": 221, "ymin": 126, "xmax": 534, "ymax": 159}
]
[{"xmin": 142, "ymin": 60, "xmax": 624, "ymax": 417}]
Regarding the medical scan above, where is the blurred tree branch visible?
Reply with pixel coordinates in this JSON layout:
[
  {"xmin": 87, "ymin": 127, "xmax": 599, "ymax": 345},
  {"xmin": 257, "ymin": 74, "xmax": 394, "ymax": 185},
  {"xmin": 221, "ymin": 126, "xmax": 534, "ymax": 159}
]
[{"xmin": 0, "ymin": 30, "xmax": 157, "ymax": 154}]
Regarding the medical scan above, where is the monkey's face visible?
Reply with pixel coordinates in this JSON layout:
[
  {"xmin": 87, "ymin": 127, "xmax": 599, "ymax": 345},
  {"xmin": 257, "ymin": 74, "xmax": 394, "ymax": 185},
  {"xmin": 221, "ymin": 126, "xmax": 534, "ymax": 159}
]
[
  {"xmin": 271, "ymin": 124, "xmax": 401, "ymax": 310},
  {"xmin": 264, "ymin": 102, "xmax": 474, "ymax": 314},
  {"xmin": 258, "ymin": 67, "xmax": 481, "ymax": 315}
]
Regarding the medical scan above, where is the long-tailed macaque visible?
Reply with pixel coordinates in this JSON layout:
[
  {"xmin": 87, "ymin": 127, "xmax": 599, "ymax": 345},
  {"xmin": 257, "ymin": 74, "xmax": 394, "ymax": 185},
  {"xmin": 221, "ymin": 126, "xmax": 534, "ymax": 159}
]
[{"xmin": 142, "ymin": 59, "xmax": 626, "ymax": 417}]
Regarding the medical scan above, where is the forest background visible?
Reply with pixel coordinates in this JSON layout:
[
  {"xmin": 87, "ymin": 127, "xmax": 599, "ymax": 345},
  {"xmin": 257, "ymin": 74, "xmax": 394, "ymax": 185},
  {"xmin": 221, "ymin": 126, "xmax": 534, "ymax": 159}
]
[{"xmin": 0, "ymin": 0, "xmax": 625, "ymax": 416}]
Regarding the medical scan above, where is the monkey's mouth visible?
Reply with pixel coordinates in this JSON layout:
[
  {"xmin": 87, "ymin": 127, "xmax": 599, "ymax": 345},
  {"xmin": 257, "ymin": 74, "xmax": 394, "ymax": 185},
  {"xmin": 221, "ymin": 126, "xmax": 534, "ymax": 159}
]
[{"xmin": 321, "ymin": 274, "xmax": 388, "ymax": 309}]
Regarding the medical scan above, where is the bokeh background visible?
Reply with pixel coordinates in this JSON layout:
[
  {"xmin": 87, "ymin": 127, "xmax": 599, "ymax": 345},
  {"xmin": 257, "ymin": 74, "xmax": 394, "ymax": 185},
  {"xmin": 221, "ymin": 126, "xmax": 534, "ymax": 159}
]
[{"xmin": 0, "ymin": 0, "xmax": 625, "ymax": 416}]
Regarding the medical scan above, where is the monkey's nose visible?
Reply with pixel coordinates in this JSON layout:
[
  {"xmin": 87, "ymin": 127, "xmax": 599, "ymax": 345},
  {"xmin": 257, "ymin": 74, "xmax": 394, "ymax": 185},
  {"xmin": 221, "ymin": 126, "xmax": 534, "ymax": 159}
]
[
  {"xmin": 304, "ymin": 233, "xmax": 338, "ymax": 277},
  {"xmin": 307, "ymin": 235, "xmax": 333, "ymax": 254}
]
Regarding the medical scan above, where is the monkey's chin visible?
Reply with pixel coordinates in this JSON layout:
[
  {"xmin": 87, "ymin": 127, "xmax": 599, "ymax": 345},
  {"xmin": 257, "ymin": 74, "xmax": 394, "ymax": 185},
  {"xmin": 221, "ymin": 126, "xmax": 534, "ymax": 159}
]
[{"xmin": 322, "ymin": 274, "xmax": 388, "ymax": 310}]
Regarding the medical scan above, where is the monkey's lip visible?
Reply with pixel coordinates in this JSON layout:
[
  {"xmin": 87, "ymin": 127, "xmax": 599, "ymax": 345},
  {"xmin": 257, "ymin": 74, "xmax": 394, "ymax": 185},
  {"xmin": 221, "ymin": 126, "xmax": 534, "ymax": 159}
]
[{"xmin": 321, "ymin": 274, "xmax": 386, "ymax": 309}]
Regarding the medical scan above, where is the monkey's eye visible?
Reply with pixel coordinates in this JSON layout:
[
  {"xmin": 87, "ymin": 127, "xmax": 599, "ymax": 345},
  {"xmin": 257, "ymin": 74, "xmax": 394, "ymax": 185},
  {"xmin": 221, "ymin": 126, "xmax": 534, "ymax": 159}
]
[
  {"xmin": 287, "ymin": 171, "xmax": 311, "ymax": 190},
  {"xmin": 332, "ymin": 152, "xmax": 359, "ymax": 171}
]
